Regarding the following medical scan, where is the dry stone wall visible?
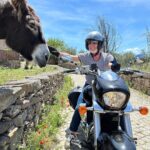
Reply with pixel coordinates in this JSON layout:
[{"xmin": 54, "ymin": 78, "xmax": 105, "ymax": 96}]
[
  {"xmin": 121, "ymin": 71, "xmax": 150, "ymax": 95},
  {"xmin": 0, "ymin": 70, "xmax": 64, "ymax": 150}
]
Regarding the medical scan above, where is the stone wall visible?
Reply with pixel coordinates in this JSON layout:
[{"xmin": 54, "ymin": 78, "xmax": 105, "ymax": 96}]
[
  {"xmin": 0, "ymin": 50, "xmax": 20, "ymax": 68},
  {"xmin": 0, "ymin": 50, "xmax": 20, "ymax": 61},
  {"xmin": 0, "ymin": 70, "xmax": 64, "ymax": 150},
  {"xmin": 121, "ymin": 71, "xmax": 150, "ymax": 95}
]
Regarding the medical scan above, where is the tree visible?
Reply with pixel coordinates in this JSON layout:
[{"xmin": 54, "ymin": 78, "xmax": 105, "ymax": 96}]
[
  {"xmin": 145, "ymin": 27, "xmax": 150, "ymax": 62},
  {"xmin": 96, "ymin": 16, "xmax": 121, "ymax": 53},
  {"xmin": 110, "ymin": 51, "xmax": 135, "ymax": 67},
  {"xmin": 47, "ymin": 38, "xmax": 76, "ymax": 55},
  {"xmin": 78, "ymin": 49, "xmax": 85, "ymax": 53}
]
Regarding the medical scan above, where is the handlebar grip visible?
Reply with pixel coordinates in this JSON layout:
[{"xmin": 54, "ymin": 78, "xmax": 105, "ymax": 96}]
[
  {"xmin": 63, "ymin": 69, "xmax": 76, "ymax": 73},
  {"xmin": 119, "ymin": 69, "xmax": 134, "ymax": 75}
]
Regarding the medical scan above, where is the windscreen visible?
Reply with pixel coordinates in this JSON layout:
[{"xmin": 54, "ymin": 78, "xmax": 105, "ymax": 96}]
[{"xmin": 100, "ymin": 70, "xmax": 119, "ymax": 81}]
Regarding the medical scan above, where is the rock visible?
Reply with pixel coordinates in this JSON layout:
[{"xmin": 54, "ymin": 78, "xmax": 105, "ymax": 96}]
[
  {"xmin": 0, "ymin": 113, "xmax": 3, "ymax": 120},
  {"xmin": 20, "ymin": 100, "xmax": 31, "ymax": 109},
  {"xmin": 0, "ymin": 145, "xmax": 9, "ymax": 150},
  {"xmin": 0, "ymin": 121, "xmax": 13, "ymax": 134},
  {"xmin": 4, "ymin": 105, "xmax": 21, "ymax": 118},
  {"xmin": 33, "ymin": 115, "xmax": 39, "ymax": 126},
  {"xmin": 8, "ymin": 127, "xmax": 24, "ymax": 150},
  {"xmin": 0, "ymin": 88, "xmax": 17, "ymax": 113},
  {"xmin": 0, "ymin": 135, "xmax": 10, "ymax": 147},
  {"xmin": 2, "ymin": 116, "xmax": 12, "ymax": 121},
  {"xmin": 13, "ymin": 111, "xmax": 27, "ymax": 127},
  {"xmin": 26, "ymin": 107, "xmax": 35, "ymax": 121},
  {"xmin": 35, "ymin": 102, "xmax": 42, "ymax": 114}
]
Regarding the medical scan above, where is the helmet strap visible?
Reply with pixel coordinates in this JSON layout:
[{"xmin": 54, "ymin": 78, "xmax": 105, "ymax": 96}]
[
  {"xmin": 91, "ymin": 51, "xmax": 101, "ymax": 61},
  {"xmin": 90, "ymin": 50, "xmax": 100, "ymax": 57}
]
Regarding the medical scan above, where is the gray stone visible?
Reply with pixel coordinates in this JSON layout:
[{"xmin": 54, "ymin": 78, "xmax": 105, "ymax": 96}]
[
  {"xmin": 0, "ymin": 145, "xmax": 9, "ymax": 150},
  {"xmin": 7, "ymin": 127, "xmax": 18, "ymax": 138},
  {"xmin": 0, "ymin": 121, "xmax": 13, "ymax": 134},
  {"xmin": 21, "ymin": 100, "xmax": 31, "ymax": 109},
  {"xmin": 36, "ymin": 90, "xmax": 44, "ymax": 97},
  {"xmin": 0, "ymin": 71, "xmax": 64, "ymax": 149},
  {"xmin": 8, "ymin": 127, "xmax": 24, "ymax": 150},
  {"xmin": 7, "ymin": 126, "xmax": 16, "ymax": 133},
  {"xmin": 26, "ymin": 107, "xmax": 35, "ymax": 121},
  {"xmin": 13, "ymin": 111, "xmax": 27, "ymax": 127},
  {"xmin": 33, "ymin": 115, "xmax": 40, "ymax": 126},
  {"xmin": 0, "ymin": 113, "xmax": 3, "ymax": 120},
  {"xmin": 35, "ymin": 102, "xmax": 42, "ymax": 114},
  {"xmin": 5, "ymin": 79, "xmax": 39, "ymax": 96},
  {"xmin": 4, "ymin": 105, "xmax": 21, "ymax": 118},
  {"xmin": 2, "ymin": 116, "xmax": 11, "ymax": 121},
  {"xmin": 0, "ymin": 135, "xmax": 10, "ymax": 147},
  {"xmin": 32, "ymin": 74, "xmax": 50, "ymax": 84},
  {"xmin": 24, "ymin": 78, "xmax": 42, "ymax": 91},
  {"xmin": 29, "ymin": 96, "xmax": 41, "ymax": 105},
  {"xmin": 0, "ymin": 88, "xmax": 16, "ymax": 113}
]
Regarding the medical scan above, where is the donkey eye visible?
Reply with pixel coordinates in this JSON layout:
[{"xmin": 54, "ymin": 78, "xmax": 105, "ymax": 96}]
[
  {"xmin": 29, "ymin": 19, "xmax": 35, "ymax": 26},
  {"xmin": 29, "ymin": 22, "xmax": 35, "ymax": 28}
]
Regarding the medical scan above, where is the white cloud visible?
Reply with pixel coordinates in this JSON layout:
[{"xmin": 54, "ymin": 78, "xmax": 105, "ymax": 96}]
[{"xmin": 123, "ymin": 47, "xmax": 142, "ymax": 54}]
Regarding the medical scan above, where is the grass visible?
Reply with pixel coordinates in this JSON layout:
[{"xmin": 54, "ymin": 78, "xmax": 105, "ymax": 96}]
[
  {"xmin": 20, "ymin": 76, "xmax": 74, "ymax": 150},
  {"xmin": 0, "ymin": 65, "xmax": 57, "ymax": 85}
]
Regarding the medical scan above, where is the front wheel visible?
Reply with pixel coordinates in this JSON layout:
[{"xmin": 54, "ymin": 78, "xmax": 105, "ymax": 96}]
[
  {"xmin": 97, "ymin": 132, "xmax": 136, "ymax": 150},
  {"xmin": 86, "ymin": 125, "xmax": 115, "ymax": 150}
]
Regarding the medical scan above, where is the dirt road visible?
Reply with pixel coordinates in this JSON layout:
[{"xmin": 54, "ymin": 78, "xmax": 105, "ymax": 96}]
[{"xmin": 53, "ymin": 74, "xmax": 150, "ymax": 150}]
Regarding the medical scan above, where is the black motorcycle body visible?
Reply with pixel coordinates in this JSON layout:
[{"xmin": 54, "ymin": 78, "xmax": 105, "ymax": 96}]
[{"xmin": 68, "ymin": 70, "xmax": 137, "ymax": 150}]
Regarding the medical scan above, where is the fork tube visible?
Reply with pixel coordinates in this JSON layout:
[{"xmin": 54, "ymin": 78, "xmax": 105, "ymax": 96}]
[
  {"xmin": 92, "ymin": 84, "xmax": 101, "ymax": 150},
  {"xmin": 122, "ymin": 114, "xmax": 133, "ymax": 137},
  {"xmin": 93, "ymin": 112, "xmax": 100, "ymax": 150}
]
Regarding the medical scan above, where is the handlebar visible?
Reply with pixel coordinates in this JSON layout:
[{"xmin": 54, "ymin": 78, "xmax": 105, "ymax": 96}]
[
  {"xmin": 63, "ymin": 66, "xmax": 140, "ymax": 77},
  {"xmin": 63, "ymin": 69, "xmax": 76, "ymax": 73},
  {"xmin": 60, "ymin": 55, "xmax": 140, "ymax": 76},
  {"xmin": 119, "ymin": 68, "xmax": 144, "ymax": 75}
]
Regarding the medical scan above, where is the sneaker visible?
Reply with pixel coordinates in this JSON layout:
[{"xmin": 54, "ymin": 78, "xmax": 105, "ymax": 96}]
[{"xmin": 65, "ymin": 128, "xmax": 81, "ymax": 148}]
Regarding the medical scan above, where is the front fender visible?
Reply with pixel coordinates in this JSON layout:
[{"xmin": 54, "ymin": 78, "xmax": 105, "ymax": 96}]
[{"xmin": 97, "ymin": 131, "xmax": 136, "ymax": 150}]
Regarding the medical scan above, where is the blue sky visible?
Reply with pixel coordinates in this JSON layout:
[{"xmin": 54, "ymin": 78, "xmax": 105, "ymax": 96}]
[{"xmin": 29, "ymin": 0, "xmax": 150, "ymax": 54}]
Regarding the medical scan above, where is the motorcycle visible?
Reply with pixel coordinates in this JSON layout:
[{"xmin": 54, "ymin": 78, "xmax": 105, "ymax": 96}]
[{"xmin": 61, "ymin": 56, "xmax": 149, "ymax": 150}]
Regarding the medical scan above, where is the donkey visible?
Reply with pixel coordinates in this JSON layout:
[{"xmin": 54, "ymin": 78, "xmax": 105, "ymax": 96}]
[{"xmin": 0, "ymin": 0, "xmax": 50, "ymax": 67}]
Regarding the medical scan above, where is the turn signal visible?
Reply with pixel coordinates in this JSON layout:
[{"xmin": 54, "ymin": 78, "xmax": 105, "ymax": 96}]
[
  {"xmin": 139, "ymin": 106, "xmax": 149, "ymax": 115},
  {"xmin": 78, "ymin": 105, "xmax": 87, "ymax": 115}
]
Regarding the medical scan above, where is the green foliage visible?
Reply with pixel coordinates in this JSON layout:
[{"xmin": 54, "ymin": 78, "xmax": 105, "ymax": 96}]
[
  {"xmin": 47, "ymin": 38, "xmax": 66, "ymax": 50},
  {"xmin": 54, "ymin": 76, "xmax": 74, "ymax": 101},
  {"xmin": 78, "ymin": 49, "xmax": 85, "ymax": 53},
  {"xmin": 112, "ymin": 50, "xmax": 150, "ymax": 72},
  {"xmin": 111, "ymin": 51, "xmax": 135, "ymax": 67},
  {"xmin": 0, "ymin": 65, "xmax": 57, "ymax": 85},
  {"xmin": 21, "ymin": 76, "xmax": 74, "ymax": 150},
  {"xmin": 140, "ymin": 49, "xmax": 150, "ymax": 63},
  {"xmin": 47, "ymin": 38, "xmax": 76, "ymax": 55}
]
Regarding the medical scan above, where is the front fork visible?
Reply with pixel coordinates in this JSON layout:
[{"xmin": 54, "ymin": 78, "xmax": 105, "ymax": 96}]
[{"xmin": 93, "ymin": 112, "xmax": 101, "ymax": 150}]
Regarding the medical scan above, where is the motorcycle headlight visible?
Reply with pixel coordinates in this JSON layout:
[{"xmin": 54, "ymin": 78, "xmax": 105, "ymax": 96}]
[{"xmin": 103, "ymin": 92, "xmax": 127, "ymax": 109}]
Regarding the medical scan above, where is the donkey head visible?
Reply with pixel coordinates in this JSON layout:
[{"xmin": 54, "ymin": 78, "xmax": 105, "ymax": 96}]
[{"xmin": 8, "ymin": 0, "xmax": 50, "ymax": 67}]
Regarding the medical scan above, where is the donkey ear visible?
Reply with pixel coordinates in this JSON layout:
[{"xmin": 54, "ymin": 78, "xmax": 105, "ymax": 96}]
[{"xmin": 12, "ymin": 0, "xmax": 29, "ymax": 21}]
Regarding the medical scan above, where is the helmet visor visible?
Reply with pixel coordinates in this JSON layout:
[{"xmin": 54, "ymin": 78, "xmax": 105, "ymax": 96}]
[{"xmin": 88, "ymin": 40, "xmax": 98, "ymax": 45}]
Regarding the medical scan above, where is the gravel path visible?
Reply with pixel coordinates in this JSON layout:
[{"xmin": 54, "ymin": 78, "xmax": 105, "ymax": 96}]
[{"xmin": 52, "ymin": 74, "xmax": 150, "ymax": 150}]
